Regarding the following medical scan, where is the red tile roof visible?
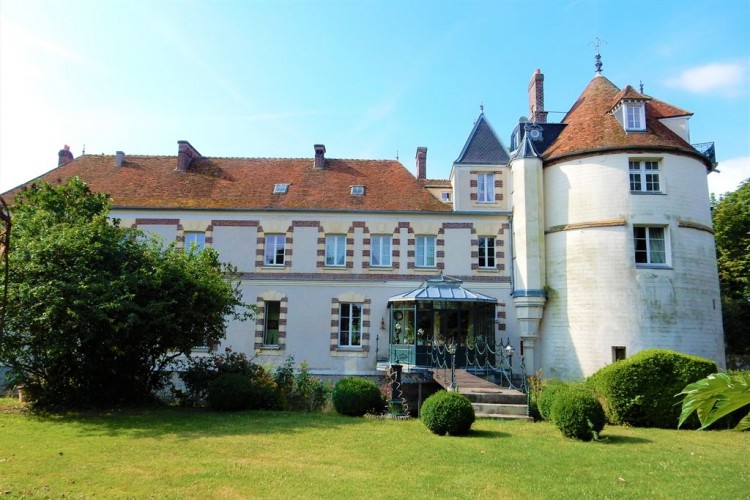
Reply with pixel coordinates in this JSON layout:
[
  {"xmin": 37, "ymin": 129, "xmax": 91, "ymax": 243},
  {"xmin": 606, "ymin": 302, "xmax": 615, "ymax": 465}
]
[
  {"xmin": 543, "ymin": 75, "xmax": 710, "ymax": 169},
  {"xmin": 4, "ymin": 155, "xmax": 452, "ymax": 212}
]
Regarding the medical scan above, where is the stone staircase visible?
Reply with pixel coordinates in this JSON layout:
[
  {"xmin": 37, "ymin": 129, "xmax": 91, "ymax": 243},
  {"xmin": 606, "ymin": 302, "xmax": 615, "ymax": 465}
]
[{"xmin": 430, "ymin": 368, "xmax": 532, "ymax": 421}]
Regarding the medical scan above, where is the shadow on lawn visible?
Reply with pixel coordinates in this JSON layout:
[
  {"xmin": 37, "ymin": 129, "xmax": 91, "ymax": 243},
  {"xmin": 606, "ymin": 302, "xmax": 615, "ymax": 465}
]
[
  {"xmin": 599, "ymin": 434, "xmax": 652, "ymax": 445},
  {"xmin": 29, "ymin": 407, "xmax": 373, "ymax": 440},
  {"xmin": 467, "ymin": 429, "xmax": 511, "ymax": 439}
]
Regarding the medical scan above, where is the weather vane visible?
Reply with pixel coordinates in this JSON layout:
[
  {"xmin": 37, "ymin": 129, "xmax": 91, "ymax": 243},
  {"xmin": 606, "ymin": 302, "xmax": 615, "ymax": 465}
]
[{"xmin": 589, "ymin": 37, "xmax": 606, "ymax": 75}]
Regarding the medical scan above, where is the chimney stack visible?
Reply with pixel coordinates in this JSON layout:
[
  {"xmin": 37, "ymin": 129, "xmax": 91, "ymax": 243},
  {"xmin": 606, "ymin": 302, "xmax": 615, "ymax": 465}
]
[
  {"xmin": 58, "ymin": 145, "xmax": 74, "ymax": 167},
  {"xmin": 313, "ymin": 144, "xmax": 326, "ymax": 169},
  {"xmin": 176, "ymin": 140, "xmax": 201, "ymax": 172},
  {"xmin": 416, "ymin": 147, "xmax": 427, "ymax": 180},
  {"xmin": 528, "ymin": 69, "xmax": 548, "ymax": 123},
  {"xmin": 115, "ymin": 151, "xmax": 125, "ymax": 167}
]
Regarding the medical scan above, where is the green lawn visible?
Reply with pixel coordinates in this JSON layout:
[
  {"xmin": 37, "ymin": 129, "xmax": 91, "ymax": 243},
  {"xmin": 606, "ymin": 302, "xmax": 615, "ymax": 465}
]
[{"xmin": 1, "ymin": 398, "xmax": 748, "ymax": 499}]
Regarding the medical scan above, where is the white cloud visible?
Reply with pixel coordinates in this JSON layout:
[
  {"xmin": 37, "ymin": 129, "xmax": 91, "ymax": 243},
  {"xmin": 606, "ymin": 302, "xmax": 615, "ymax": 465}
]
[
  {"xmin": 664, "ymin": 62, "xmax": 747, "ymax": 97},
  {"xmin": 708, "ymin": 156, "xmax": 750, "ymax": 197}
]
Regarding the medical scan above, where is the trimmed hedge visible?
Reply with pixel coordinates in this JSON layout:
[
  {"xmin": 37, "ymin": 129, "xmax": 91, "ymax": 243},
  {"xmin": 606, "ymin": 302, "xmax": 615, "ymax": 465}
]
[
  {"xmin": 332, "ymin": 377, "xmax": 385, "ymax": 416},
  {"xmin": 551, "ymin": 385, "xmax": 606, "ymax": 441},
  {"xmin": 420, "ymin": 391, "xmax": 476, "ymax": 436},
  {"xmin": 537, "ymin": 379, "xmax": 569, "ymax": 423},
  {"xmin": 586, "ymin": 349, "xmax": 717, "ymax": 428},
  {"xmin": 207, "ymin": 371, "xmax": 279, "ymax": 412}
]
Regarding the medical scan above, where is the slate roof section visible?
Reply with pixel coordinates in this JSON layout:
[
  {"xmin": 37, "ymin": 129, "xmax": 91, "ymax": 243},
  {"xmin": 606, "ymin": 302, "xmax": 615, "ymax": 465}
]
[
  {"xmin": 3, "ymin": 154, "xmax": 453, "ymax": 212},
  {"xmin": 510, "ymin": 130, "xmax": 540, "ymax": 160},
  {"xmin": 454, "ymin": 114, "xmax": 510, "ymax": 165},
  {"xmin": 543, "ymin": 75, "xmax": 711, "ymax": 170}
]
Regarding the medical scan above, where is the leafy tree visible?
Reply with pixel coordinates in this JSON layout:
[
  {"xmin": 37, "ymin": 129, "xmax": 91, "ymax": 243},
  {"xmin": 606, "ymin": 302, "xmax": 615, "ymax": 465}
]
[
  {"xmin": 678, "ymin": 372, "xmax": 750, "ymax": 431},
  {"xmin": 712, "ymin": 178, "xmax": 750, "ymax": 354},
  {"xmin": 0, "ymin": 178, "xmax": 249, "ymax": 407}
]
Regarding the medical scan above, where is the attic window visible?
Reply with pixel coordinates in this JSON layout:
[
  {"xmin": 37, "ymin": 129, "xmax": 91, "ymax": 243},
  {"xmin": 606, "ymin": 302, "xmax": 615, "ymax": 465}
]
[
  {"xmin": 625, "ymin": 103, "xmax": 645, "ymax": 130},
  {"xmin": 351, "ymin": 185, "xmax": 365, "ymax": 196},
  {"xmin": 273, "ymin": 183, "xmax": 289, "ymax": 194},
  {"xmin": 441, "ymin": 192, "xmax": 451, "ymax": 202}
]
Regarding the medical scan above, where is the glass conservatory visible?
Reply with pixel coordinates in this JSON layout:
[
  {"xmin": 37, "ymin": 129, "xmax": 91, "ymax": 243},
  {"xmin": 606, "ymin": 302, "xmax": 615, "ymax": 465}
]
[{"xmin": 387, "ymin": 274, "xmax": 498, "ymax": 367}]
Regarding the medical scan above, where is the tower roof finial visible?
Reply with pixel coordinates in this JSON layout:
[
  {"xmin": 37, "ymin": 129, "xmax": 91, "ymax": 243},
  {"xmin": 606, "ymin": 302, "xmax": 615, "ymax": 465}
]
[
  {"xmin": 480, "ymin": 102, "xmax": 484, "ymax": 114},
  {"xmin": 589, "ymin": 37, "xmax": 606, "ymax": 75}
]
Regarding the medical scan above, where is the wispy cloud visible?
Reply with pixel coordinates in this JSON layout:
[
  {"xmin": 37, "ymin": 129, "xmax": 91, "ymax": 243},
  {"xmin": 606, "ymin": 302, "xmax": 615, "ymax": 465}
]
[
  {"xmin": 664, "ymin": 62, "xmax": 748, "ymax": 97},
  {"xmin": 0, "ymin": 16, "xmax": 98, "ymax": 66},
  {"xmin": 708, "ymin": 156, "xmax": 750, "ymax": 196}
]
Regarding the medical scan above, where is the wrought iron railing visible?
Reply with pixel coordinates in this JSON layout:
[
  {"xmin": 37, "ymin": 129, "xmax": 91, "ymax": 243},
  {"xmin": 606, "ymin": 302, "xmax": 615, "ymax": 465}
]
[{"xmin": 692, "ymin": 142, "xmax": 717, "ymax": 166}]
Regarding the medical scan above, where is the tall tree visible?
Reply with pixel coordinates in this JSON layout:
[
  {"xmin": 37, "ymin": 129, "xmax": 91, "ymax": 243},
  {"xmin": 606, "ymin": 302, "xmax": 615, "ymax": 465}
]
[
  {"xmin": 712, "ymin": 179, "xmax": 750, "ymax": 355},
  {"xmin": 0, "ymin": 178, "xmax": 250, "ymax": 407}
]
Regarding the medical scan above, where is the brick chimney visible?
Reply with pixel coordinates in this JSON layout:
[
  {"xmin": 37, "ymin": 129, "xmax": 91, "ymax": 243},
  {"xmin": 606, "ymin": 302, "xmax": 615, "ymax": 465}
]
[
  {"xmin": 313, "ymin": 144, "xmax": 326, "ymax": 169},
  {"xmin": 115, "ymin": 151, "xmax": 125, "ymax": 167},
  {"xmin": 176, "ymin": 140, "xmax": 201, "ymax": 172},
  {"xmin": 528, "ymin": 69, "xmax": 548, "ymax": 123},
  {"xmin": 58, "ymin": 145, "xmax": 74, "ymax": 167},
  {"xmin": 416, "ymin": 147, "xmax": 427, "ymax": 179}
]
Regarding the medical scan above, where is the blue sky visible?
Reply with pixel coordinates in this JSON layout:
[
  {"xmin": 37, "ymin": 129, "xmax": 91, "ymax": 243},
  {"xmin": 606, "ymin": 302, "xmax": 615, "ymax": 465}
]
[{"xmin": 1, "ymin": 0, "xmax": 748, "ymax": 195}]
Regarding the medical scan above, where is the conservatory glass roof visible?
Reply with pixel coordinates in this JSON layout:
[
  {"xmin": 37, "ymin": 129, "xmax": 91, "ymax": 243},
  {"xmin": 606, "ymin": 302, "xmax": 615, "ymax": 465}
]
[{"xmin": 388, "ymin": 274, "xmax": 497, "ymax": 303}]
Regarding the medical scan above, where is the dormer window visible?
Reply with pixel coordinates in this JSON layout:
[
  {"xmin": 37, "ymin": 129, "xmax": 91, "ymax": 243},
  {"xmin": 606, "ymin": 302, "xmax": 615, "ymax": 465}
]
[
  {"xmin": 625, "ymin": 103, "xmax": 646, "ymax": 131},
  {"xmin": 351, "ymin": 185, "xmax": 365, "ymax": 196},
  {"xmin": 273, "ymin": 183, "xmax": 289, "ymax": 194},
  {"xmin": 441, "ymin": 192, "xmax": 451, "ymax": 202}
]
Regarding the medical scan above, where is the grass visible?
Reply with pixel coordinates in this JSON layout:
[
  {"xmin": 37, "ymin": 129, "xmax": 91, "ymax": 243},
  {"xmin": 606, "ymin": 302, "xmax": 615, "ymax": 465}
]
[{"xmin": 1, "ymin": 398, "xmax": 748, "ymax": 499}]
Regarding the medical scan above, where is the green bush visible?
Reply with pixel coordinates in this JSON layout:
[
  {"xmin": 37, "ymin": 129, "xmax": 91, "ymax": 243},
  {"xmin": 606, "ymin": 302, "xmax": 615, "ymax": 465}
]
[
  {"xmin": 537, "ymin": 379, "xmax": 569, "ymax": 423},
  {"xmin": 274, "ymin": 356, "xmax": 329, "ymax": 412},
  {"xmin": 332, "ymin": 377, "xmax": 385, "ymax": 416},
  {"xmin": 207, "ymin": 373, "xmax": 254, "ymax": 411},
  {"xmin": 586, "ymin": 349, "xmax": 717, "ymax": 428},
  {"xmin": 551, "ymin": 385, "xmax": 606, "ymax": 441},
  {"xmin": 420, "ymin": 391, "xmax": 476, "ymax": 436}
]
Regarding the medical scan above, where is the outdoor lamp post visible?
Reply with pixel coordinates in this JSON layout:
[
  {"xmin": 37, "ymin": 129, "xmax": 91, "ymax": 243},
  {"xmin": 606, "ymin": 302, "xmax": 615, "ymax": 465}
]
[
  {"xmin": 504, "ymin": 344, "xmax": 516, "ymax": 390},
  {"xmin": 446, "ymin": 341, "xmax": 458, "ymax": 391}
]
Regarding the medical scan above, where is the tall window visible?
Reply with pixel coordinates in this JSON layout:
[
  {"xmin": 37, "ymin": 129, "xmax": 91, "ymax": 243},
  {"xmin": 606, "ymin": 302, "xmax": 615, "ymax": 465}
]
[
  {"xmin": 264, "ymin": 234, "xmax": 285, "ymax": 266},
  {"xmin": 339, "ymin": 303, "xmax": 362, "ymax": 347},
  {"xmin": 183, "ymin": 231, "xmax": 205, "ymax": 252},
  {"xmin": 634, "ymin": 226, "xmax": 667, "ymax": 266},
  {"xmin": 477, "ymin": 173, "xmax": 495, "ymax": 203},
  {"xmin": 629, "ymin": 160, "xmax": 661, "ymax": 192},
  {"xmin": 263, "ymin": 301, "xmax": 280, "ymax": 345},
  {"xmin": 325, "ymin": 234, "xmax": 346, "ymax": 266},
  {"xmin": 370, "ymin": 235, "xmax": 392, "ymax": 267},
  {"xmin": 416, "ymin": 235, "xmax": 436, "ymax": 268},
  {"xmin": 624, "ymin": 102, "xmax": 646, "ymax": 131},
  {"xmin": 478, "ymin": 237, "xmax": 495, "ymax": 268}
]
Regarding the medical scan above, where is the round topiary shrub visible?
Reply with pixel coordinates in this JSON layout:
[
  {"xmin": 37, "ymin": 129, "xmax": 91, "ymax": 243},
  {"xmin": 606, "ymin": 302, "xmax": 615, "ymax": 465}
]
[
  {"xmin": 420, "ymin": 391, "xmax": 476, "ymax": 436},
  {"xmin": 207, "ymin": 373, "xmax": 254, "ymax": 411},
  {"xmin": 538, "ymin": 379, "xmax": 569, "ymax": 423},
  {"xmin": 551, "ymin": 385, "xmax": 606, "ymax": 441},
  {"xmin": 586, "ymin": 349, "xmax": 717, "ymax": 428},
  {"xmin": 332, "ymin": 377, "xmax": 385, "ymax": 416}
]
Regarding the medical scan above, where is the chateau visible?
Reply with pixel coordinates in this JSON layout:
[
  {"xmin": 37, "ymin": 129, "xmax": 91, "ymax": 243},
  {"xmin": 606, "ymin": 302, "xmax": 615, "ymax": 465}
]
[{"xmin": 7, "ymin": 68, "xmax": 726, "ymax": 381}]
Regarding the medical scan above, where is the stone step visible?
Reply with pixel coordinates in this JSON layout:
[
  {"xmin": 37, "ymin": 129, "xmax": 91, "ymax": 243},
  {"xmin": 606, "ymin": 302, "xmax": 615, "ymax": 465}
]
[
  {"xmin": 461, "ymin": 391, "xmax": 527, "ymax": 405},
  {"xmin": 471, "ymin": 402, "xmax": 529, "ymax": 416},
  {"xmin": 474, "ymin": 412, "xmax": 534, "ymax": 421}
]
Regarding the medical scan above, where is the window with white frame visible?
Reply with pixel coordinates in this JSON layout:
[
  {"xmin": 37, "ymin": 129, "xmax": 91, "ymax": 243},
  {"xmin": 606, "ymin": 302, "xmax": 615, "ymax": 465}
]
[
  {"xmin": 351, "ymin": 185, "xmax": 365, "ymax": 196},
  {"xmin": 625, "ymin": 103, "xmax": 646, "ymax": 131},
  {"xmin": 441, "ymin": 192, "xmax": 451, "ymax": 202},
  {"xmin": 339, "ymin": 303, "xmax": 362, "ymax": 347},
  {"xmin": 263, "ymin": 301, "xmax": 280, "ymax": 346},
  {"xmin": 629, "ymin": 160, "xmax": 661, "ymax": 193},
  {"xmin": 477, "ymin": 173, "xmax": 495, "ymax": 203},
  {"xmin": 416, "ymin": 235, "xmax": 436, "ymax": 268},
  {"xmin": 325, "ymin": 234, "xmax": 346, "ymax": 266},
  {"xmin": 264, "ymin": 234, "xmax": 286, "ymax": 266},
  {"xmin": 273, "ymin": 183, "xmax": 289, "ymax": 194},
  {"xmin": 183, "ymin": 231, "xmax": 206, "ymax": 252},
  {"xmin": 633, "ymin": 226, "xmax": 668, "ymax": 266},
  {"xmin": 478, "ymin": 237, "xmax": 495, "ymax": 268},
  {"xmin": 370, "ymin": 235, "xmax": 392, "ymax": 267}
]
